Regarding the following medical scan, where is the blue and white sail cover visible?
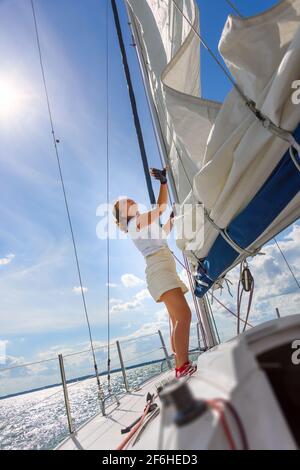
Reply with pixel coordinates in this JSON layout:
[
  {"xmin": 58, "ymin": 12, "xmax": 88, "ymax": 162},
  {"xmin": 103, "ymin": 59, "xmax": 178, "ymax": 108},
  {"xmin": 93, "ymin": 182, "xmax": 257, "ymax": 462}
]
[{"xmin": 127, "ymin": 0, "xmax": 300, "ymax": 296}]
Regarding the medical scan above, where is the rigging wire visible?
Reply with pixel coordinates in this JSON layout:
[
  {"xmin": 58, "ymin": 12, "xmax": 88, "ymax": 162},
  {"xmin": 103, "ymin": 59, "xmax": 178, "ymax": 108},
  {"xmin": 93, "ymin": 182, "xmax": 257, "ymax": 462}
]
[
  {"xmin": 29, "ymin": 0, "xmax": 104, "ymax": 401},
  {"xmin": 106, "ymin": 0, "xmax": 112, "ymax": 395},
  {"xmin": 274, "ymin": 237, "xmax": 300, "ymax": 290},
  {"xmin": 225, "ymin": 0, "xmax": 243, "ymax": 18}
]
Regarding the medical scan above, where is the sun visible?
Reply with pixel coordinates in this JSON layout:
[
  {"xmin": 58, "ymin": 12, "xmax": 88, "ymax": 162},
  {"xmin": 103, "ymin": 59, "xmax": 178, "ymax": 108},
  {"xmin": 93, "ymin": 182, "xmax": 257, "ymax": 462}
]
[{"xmin": 0, "ymin": 78, "xmax": 25, "ymax": 120}]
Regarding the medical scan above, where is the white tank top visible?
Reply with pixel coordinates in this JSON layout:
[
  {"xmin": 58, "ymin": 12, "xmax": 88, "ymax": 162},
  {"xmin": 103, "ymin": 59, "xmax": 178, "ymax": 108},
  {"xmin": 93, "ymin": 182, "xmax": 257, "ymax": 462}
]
[{"xmin": 127, "ymin": 217, "xmax": 168, "ymax": 258}]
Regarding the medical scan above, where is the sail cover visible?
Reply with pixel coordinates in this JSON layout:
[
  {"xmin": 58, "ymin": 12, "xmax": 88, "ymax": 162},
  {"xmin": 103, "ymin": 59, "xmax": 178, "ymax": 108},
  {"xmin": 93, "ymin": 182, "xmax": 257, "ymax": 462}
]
[{"xmin": 127, "ymin": 0, "xmax": 300, "ymax": 296}]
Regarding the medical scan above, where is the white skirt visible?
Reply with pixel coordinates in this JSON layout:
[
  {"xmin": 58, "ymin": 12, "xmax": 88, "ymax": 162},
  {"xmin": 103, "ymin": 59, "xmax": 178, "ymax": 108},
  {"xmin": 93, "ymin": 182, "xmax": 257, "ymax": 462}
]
[{"xmin": 145, "ymin": 248, "xmax": 189, "ymax": 303}]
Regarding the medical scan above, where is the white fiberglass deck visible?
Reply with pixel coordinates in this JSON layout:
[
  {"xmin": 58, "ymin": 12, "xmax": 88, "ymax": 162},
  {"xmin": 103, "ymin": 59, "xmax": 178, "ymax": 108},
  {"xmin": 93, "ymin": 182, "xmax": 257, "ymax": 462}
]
[
  {"xmin": 57, "ymin": 370, "xmax": 173, "ymax": 450},
  {"xmin": 57, "ymin": 315, "xmax": 300, "ymax": 451}
]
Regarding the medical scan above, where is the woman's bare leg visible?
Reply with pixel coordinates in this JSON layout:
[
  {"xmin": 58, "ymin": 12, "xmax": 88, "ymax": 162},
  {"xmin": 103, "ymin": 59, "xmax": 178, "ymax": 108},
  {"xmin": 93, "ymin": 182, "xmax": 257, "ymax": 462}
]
[{"xmin": 161, "ymin": 288, "xmax": 192, "ymax": 369}]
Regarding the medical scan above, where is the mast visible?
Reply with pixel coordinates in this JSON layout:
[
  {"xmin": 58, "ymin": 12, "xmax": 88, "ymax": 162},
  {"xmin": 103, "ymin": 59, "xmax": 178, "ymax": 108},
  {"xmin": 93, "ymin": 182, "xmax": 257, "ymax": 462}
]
[
  {"xmin": 124, "ymin": 0, "xmax": 178, "ymax": 203},
  {"xmin": 111, "ymin": 0, "xmax": 156, "ymax": 205},
  {"xmin": 124, "ymin": 0, "xmax": 218, "ymax": 348}
]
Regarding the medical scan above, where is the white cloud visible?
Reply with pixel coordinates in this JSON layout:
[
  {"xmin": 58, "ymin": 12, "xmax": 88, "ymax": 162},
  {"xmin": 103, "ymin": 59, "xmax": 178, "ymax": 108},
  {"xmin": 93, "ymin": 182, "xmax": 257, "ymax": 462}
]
[
  {"xmin": 72, "ymin": 286, "xmax": 88, "ymax": 294},
  {"xmin": 111, "ymin": 289, "xmax": 151, "ymax": 314},
  {"xmin": 111, "ymin": 298, "xmax": 141, "ymax": 314},
  {"xmin": 106, "ymin": 282, "xmax": 118, "ymax": 288},
  {"xmin": 0, "ymin": 254, "xmax": 15, "ymax": 266},
  {"xmin": 110, "ymin": 298, "xmax": 121, "ymax": 305},
  {"xmin": 209, "ymin": 225, "xmax": 300, "ymax": 341},
  {"xmin": 135, "ymin": 289, "xmax": 151, "ymax": 301},
  {"xmin": 121, "ymin": 273, "xmax": 145, "ymax": 288}
]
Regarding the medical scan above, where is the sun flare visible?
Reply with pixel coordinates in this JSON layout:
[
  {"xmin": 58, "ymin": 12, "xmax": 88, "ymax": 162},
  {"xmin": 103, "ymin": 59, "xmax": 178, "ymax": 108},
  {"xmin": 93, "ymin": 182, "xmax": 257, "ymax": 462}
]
[{"xmin": 0, "ymin": 78, "xmax": 26, "ymax": 120}]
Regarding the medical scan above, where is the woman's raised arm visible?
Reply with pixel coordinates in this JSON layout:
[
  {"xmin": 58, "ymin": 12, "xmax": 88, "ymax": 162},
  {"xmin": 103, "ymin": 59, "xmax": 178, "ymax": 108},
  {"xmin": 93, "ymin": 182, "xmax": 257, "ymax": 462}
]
[{"xmin": 136, "ymin": 168, "xmax": 168, "ymax": 230}]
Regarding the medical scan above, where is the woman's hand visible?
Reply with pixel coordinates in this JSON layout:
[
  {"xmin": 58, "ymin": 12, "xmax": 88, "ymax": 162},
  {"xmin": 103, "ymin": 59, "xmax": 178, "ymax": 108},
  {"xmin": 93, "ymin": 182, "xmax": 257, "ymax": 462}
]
[
  {"xmin": 136, "ymin": 169, "xmax": 169, "ymax": 231},
  {"xmin": 150, "ymin": 167, "xmax": 168, "ymax": 185}
]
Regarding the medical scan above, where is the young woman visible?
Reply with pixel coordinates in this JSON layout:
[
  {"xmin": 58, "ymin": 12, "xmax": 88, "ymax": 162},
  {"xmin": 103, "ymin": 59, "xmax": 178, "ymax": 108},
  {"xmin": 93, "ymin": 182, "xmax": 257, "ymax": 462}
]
[{"xmin": 113, "ymin": 168, "xmax": 197, "ymax": 379}]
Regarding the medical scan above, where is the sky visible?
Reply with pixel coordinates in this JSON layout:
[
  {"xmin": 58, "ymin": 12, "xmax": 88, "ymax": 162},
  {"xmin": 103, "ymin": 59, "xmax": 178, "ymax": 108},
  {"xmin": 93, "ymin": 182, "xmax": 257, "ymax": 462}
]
[{"xmin": 0, "ymin": 0, "xmax": 299, "ymax": 396}]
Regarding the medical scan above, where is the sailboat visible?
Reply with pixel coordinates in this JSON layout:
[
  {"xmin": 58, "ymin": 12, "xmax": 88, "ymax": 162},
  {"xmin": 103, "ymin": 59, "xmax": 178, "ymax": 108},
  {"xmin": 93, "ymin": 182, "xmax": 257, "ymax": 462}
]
[{"xmin": 42, "ymin": 0, "xmax": 299, "ymax": 450}]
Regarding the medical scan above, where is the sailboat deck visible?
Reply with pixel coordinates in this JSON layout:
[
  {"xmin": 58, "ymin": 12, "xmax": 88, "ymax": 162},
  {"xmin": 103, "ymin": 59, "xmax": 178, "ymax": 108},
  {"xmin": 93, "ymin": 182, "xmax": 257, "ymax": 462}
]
[
  {"xmin": 57, "ymin": 370, "xmax": 173, "ymax": 451},
  {"xmin": 57, "ymin": 316, "xmax": 300, "ymax": 451}
]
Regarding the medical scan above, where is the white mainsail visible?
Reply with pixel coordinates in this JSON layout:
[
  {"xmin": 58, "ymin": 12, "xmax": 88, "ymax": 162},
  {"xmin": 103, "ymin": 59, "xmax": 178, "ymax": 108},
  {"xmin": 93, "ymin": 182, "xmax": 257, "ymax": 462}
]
[
  {"xmin": 127, "ymin": 0, "xmax": 221, "ymax": 204},
  {"xmin": 128, "ymin": 0, "xmax": 300, "ymax": 288}
]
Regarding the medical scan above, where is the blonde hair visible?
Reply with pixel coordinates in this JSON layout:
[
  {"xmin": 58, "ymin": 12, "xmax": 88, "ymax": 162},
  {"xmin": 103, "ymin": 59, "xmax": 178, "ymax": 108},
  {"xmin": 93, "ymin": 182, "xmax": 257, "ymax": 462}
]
[{"xmin": 112, "ymin": 199, "xmax": 133, "ymax": 233}]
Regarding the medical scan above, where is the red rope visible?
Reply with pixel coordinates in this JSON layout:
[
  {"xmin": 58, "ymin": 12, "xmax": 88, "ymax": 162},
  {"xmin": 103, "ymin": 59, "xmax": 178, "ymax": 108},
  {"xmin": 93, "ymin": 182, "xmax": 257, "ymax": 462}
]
[
  {"xmin": 207, "ymin": 400, "xmax": 237, "ymax": 450},
  {"xmin": 214, "ymin": 398, "xmax": 249, "ymax": 450},
  {"xmin": 207, "ymin": 398, "xmax": 249, "ymax": 450},
  {"xmin": 116, "ymin": 402, "xmax": 152, "ymax": 451}
]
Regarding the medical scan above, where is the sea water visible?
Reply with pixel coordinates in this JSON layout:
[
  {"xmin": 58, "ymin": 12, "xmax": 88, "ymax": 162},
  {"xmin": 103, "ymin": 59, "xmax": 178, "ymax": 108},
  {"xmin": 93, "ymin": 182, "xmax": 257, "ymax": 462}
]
[{"xmin": 0, "ymin": 363, "xmax": 161, "ymax": 450}]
